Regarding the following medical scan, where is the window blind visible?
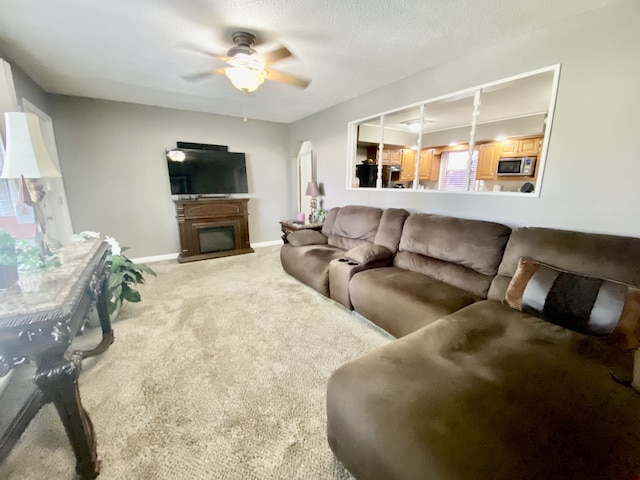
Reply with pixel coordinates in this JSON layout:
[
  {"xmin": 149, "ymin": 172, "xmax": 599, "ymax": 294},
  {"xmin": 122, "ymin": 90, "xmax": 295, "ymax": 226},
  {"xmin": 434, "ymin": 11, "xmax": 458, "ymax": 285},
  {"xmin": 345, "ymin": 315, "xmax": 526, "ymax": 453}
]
[{"xmin": 440, "ymin": 150, "xmax": 478, "ymax": 191}]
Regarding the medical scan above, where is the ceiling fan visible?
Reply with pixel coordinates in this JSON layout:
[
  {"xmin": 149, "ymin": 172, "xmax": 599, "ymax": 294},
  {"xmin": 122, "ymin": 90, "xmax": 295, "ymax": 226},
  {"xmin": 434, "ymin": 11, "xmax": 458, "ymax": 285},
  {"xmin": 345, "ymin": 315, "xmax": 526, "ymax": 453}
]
[{"xmin": 184, "ymin": 31, "xmax": 310, "ymax": 93}]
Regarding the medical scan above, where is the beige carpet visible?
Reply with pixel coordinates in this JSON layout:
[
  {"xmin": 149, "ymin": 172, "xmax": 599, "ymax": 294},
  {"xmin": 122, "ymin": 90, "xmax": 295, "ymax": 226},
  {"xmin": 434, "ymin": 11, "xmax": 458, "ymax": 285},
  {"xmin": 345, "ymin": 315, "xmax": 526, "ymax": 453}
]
[{"xmin": 0, "ymin": 245, "xmax": 392, "ymax": 479}]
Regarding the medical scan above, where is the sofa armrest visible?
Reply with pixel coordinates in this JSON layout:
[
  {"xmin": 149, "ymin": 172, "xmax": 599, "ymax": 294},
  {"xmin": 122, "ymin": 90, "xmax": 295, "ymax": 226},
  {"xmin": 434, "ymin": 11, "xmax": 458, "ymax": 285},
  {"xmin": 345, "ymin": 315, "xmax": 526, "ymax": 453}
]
[
  {"xmin": 344, "ymin": 244, "xmax": 393, "ymax": 265},
  {"xmin": 287, "ymin": 229, "xmax": 328, "ymax": 247},
  {"xmin": 329, "ymin": 245, "xmax": 394, "ymax": 310}
]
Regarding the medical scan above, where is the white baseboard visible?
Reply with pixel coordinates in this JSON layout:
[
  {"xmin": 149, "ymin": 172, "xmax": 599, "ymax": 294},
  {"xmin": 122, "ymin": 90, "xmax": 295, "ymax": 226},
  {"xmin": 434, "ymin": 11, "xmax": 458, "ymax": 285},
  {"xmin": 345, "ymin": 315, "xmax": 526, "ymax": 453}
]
[
  {"xmin": 131, "ymin": 253, "xmax": 179, "ymax": 264},
  {"xmin": 131, "ymin": 240, "xmax": 281, "ymax": 264},
  {"xmin": 252, "ymin": 240, "xmax": 282, "ymax": 248}
]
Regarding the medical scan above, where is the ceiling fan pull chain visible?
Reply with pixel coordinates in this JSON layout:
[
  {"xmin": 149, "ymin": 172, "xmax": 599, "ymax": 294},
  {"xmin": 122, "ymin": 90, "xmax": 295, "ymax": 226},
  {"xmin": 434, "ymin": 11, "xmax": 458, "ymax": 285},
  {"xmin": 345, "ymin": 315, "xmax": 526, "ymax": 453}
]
[{"xmin": 243, "ymin": 92, "xmax": 248, "ymax": 123}]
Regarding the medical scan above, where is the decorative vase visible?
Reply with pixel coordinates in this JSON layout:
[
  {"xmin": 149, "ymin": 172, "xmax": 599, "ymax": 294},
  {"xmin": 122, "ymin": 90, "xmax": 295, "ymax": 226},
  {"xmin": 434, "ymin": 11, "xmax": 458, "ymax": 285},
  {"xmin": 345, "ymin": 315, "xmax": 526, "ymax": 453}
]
[{"xmin": 86, "ymin": 302, "xmax": 121, "ymax": 328}]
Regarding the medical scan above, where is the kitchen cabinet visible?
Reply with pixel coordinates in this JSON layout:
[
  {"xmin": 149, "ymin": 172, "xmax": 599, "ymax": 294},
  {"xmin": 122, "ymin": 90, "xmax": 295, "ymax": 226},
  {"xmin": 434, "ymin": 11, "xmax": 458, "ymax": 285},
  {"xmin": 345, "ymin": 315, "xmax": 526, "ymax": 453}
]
[
  {"xmin": 476, "ymin": 143, "xmax": 501, "ymax": 180},
  {"xmin": 477, "ymin": 136, "xmax": 542, "ymax": 181},
  {"xmin": 397, "ymin": 149, "xmax": 441, "ymax": 182},
  {"xmin": 418, "ymin": 149, "xmax": 440, "ymax": 180},
  {"xmin": 399, "ymin": 150, "xmax": 415, "ymax": 181},
  {"xmin": 499, "ymin": 136, "xmax": 542, "ymax": 157},
  {"xmin": 366, "ymin": 146, "xmax": 402, "ymax": 165}
]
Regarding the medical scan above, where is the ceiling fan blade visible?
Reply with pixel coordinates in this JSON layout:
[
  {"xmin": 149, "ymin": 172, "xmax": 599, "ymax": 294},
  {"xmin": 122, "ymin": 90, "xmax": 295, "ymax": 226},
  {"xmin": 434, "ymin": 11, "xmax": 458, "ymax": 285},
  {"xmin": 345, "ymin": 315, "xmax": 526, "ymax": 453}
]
[
  {"xmin": 264, "ymin": 68, "xmax": 310, "ymax": 89},
  {"xmin": 176, "ymin": 42, "xmax": 229, "ymax": 62},
  {"xmin": 261, "ymin": 46, "xmax": 292, "ymax": 65},
  {"xmin": 182, "ymin": 68, "xmax": 226, "ymax": 82}
]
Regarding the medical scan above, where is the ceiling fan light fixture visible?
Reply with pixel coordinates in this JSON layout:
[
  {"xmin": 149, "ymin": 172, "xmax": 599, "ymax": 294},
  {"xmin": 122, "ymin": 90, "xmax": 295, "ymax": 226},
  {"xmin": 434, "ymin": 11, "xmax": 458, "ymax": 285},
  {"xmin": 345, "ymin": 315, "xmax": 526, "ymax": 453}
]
[{"xmin": 225, "ymin": 65, "xmax": 266, "ymax": 93}]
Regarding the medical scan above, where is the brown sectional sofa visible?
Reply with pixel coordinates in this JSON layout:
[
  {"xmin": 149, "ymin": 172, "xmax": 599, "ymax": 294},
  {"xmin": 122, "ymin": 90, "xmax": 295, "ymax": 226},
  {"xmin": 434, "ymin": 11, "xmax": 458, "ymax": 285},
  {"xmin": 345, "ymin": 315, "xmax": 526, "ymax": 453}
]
[
  {"xmin": 280, "ymin": 205, "xmax": 408, "ymax": 297},
  {"xmin": 349, "ymin": 213, "xmax": 511, "ymax": 337},
  {"xmin": 279, "ymin": 205, "xmax": 640, "ymax": 479}
]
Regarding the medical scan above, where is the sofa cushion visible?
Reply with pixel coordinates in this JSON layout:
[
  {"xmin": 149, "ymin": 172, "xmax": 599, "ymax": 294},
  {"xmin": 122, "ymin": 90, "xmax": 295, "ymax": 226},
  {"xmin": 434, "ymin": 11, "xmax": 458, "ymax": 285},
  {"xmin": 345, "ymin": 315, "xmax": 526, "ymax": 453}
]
[
  {"xmin": 395, "ymin": 213, "xmax": 511, "ymax": 298},
  {"xmin": 489, "ymin": 227, "xmax": 640, "ymax": 302},
  {"xmin": 398, "ymin": 213, "xmax": 511, "ymax": 275},
  {"xmin": 344, "ymin": 244, "xmax": 393, "ymax": 265},
  {"xmin": 373, "ymin": 208, "xmax": 410, "ymax": 253},
  {"xmin": 505, "ymin": 256, "xmax": 640, "ymax": 350},
  {"xmin": 327, "ymin": 205, "xmax": 383, "ymax": 250},
  {"xmin": 287, "ymin": 229, "xmax": 327, "ymax": 247},
  {"xmin": 349, "ymin": 267, "xmax": 480, "ymax": 338},
  {"xmin": 327, "ymin": 300, "xmax": 639, "ymax": 480},
  {"xmin": 320, "ymin": 207, "xmax": 339, "ymax": 236},
  {"xmin": 280, "ymin": 244, "xmax": 345, "ymax": 296}
]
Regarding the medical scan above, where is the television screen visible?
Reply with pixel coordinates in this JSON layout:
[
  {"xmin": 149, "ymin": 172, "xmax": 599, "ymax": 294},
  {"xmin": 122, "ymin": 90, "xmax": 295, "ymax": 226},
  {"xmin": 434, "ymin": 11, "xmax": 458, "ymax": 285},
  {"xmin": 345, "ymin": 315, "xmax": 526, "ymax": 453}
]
[{"xmin": 166, "ymin": 148, "xmax": 249, "ymax": 195}]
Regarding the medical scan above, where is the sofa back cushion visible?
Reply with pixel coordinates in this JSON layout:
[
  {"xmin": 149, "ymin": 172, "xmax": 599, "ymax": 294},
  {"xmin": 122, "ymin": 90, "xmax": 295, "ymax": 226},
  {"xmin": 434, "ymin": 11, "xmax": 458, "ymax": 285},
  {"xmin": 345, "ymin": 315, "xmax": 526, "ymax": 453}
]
[
  {"xmin": 321, "ymin": 207, "xmax": 340, "ymax": 236},
  {"xmin": 488, "ymin": 227, "xmax": 640, "ymax": 302},
  {"xmin": 395, "ymin": 213, "xmax": 512, "ymax": 298},
  {"xmin": 325, "ymin": 205, "xmax": 384, "ymax": 251},
  {"xmin": 394, "ymin": 213, "xmax": 511, "ymax": 298},
  {"xmin": 373, "ymin": 208, "xmax": 410, "ymax": 253}
]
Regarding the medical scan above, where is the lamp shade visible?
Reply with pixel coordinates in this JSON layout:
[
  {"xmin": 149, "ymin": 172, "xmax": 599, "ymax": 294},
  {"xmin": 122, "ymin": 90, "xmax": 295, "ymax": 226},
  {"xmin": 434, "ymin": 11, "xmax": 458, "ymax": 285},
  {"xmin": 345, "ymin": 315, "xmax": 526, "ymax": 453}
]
[
  {"xmin": 1, "ymin": 112, "xmax": 60, "ymax": 179},
  {"xmin": 305, "ymin": 181, "xmax": 321, "ymax": 197}
]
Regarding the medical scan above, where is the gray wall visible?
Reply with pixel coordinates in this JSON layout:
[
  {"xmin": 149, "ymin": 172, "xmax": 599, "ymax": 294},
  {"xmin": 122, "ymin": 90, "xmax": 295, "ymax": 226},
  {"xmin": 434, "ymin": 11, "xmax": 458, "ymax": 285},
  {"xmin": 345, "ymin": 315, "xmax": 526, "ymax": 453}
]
[
  {"xmin": 0, "ymin": 47, "xmax": 50, "ymax": 114},
  {"xmin": 49, "ymin": 96, "xmax": 290, "ymax": 257},
  {"xmin": 5, "ymin": 0, "xmax": 639, "ymax": 259},
  {"xmin": 289, "ymin": 0, "xmax": 640, "ymax": 238}
]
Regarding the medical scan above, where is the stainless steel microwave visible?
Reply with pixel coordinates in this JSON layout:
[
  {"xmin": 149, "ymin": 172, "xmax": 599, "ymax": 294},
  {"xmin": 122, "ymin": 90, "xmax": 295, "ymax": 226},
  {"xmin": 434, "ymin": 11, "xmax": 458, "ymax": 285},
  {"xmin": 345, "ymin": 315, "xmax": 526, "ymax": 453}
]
[{"xmin": 496, "ymin": 156, "xmax": 536, "ymax": 176}]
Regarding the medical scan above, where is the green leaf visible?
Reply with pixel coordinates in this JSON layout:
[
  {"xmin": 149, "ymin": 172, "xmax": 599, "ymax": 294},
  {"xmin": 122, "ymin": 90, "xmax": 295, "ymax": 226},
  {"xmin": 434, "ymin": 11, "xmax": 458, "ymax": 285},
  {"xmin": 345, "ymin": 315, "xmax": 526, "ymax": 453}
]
[
  {"xmin": 110, "ymin": 255, "xmax": 123, "ymax": 270},
  {"xmin": 108, "ymin": 272, "xmax": 126, "ymax": 289},
  {"xmin": 122, "ymin": 284, "xmax": 141, "ymax": 303},
  {"xmin": 110, "ymin": 284, "xmax": 123, "ymax": 301},
  {"xmin": 108, "ymin": 298, "xmax": 119, "ymax": 314},
  {"xmin": 137, "ymin": 264, "xmax": 157, "ymax": 276}
]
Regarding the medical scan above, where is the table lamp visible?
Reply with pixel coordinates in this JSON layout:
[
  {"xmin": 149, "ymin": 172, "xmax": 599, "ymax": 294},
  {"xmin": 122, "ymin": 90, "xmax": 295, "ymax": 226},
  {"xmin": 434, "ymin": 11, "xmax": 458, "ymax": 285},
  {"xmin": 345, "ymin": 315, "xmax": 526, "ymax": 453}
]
[
  {"xmin": 1, "ymin": 112, "xmax": 61, "ymax": 257},
  {"xmin": 305, "ymin": 181, "xmax": 321, "ymax": 223}
]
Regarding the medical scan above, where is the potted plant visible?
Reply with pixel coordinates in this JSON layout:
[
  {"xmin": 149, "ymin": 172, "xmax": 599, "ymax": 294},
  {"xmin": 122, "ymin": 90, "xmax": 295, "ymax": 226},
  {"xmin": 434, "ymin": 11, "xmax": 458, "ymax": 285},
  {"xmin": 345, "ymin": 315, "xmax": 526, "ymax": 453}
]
[
  {"xmin": 103, "ymin": 236, "xmax": 156, "ymax": 316},
  {"xmin": 81, "ymin": 233, "xmax": 156, "ymax": 325},
  {"xmin": 0, "ymin": 228, "xmax": 18, "ymax": 289},
  {"xmin": 311, "ymin": 207, "xmax": 329, "ymax": 224}
]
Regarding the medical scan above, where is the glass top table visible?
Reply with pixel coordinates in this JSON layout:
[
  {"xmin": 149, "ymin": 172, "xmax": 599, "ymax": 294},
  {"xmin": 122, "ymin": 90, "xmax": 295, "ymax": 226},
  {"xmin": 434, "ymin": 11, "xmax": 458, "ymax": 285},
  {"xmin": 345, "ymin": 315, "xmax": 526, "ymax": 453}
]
[{"xmin": 0, "ymin": 239, "xmax": 114, "ymax": 479}]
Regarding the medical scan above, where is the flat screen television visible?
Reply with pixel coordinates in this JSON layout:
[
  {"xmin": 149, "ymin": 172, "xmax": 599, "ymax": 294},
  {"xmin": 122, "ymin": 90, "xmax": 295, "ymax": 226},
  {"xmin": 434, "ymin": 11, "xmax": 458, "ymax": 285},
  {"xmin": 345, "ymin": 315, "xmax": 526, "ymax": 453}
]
[{"xmin": 166, "ymin": 148, "xmax": 249, "ymax": 195}]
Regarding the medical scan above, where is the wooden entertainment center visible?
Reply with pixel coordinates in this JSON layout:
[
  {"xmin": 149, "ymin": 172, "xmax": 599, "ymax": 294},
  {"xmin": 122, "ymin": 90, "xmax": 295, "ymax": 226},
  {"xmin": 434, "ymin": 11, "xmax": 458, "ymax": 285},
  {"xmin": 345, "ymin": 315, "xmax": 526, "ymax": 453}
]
[{"xmin": 174, "ymin": 197, "xmax": 254, "ymax": 263}]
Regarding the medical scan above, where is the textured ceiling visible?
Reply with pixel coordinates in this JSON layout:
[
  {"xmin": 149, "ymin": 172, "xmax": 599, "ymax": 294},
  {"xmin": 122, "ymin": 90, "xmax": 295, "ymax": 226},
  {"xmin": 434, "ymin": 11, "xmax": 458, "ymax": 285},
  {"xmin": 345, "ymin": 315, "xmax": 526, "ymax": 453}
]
[{"xmin": 0, "ymin": 0, "xmax": 616, "ymax": 124}]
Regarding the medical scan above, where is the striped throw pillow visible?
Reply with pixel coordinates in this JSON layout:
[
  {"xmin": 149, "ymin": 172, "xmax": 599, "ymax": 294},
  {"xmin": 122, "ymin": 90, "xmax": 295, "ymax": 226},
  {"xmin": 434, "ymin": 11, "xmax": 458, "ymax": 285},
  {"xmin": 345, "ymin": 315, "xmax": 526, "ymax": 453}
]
[{"xmin": 504, "ymin": 257, "xmax": 640, "ymax": 350}]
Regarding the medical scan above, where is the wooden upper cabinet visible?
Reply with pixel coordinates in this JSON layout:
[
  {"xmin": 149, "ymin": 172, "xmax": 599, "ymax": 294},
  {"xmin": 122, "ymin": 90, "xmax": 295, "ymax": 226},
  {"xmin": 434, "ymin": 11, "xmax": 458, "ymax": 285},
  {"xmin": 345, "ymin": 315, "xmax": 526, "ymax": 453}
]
[
  {"xmin": 500, "ymin": 136, "xmax": 542, "ymax": 157},
  {"xmin": 399, "ymin": 150, "xmax": 415, "ymax": 181},
  {"xmin": 366, "ymin": 146, "xmax": 402, "ymax": 165},
  {"xmin": 476, "ymin": 143, "xmax": 502, "ymax": 180},
  {"xmin": 518, "ymin": 137, "xmax": 542, "ymax": 156},
  {"xmin": 499, "ymin": 139, "xmax": 519, "ymax": 157}
]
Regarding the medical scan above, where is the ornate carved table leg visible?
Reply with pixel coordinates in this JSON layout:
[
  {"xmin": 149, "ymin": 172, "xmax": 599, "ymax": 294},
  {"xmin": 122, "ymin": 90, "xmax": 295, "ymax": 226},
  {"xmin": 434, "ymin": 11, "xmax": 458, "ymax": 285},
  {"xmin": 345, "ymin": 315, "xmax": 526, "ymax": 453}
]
[
  {"xmin": 35, "ymin": 355, "xmax": 100, "ymax": 479},
  {"xmin": 74, "ymin": 269, "xmax": 114, "ymax": 360}
]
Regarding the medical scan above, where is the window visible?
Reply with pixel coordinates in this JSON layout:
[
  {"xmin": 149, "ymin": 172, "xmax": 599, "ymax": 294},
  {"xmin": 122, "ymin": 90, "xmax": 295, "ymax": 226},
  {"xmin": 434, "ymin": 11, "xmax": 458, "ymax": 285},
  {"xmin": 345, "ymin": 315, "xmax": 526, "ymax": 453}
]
[
  {"xmin": 0, "ymin": 180, "xmax": 16, "ymax": 217},
  {"xmin": 0, "ymin": 155, "xmax": 16, "ymax": 217},
  {"xmin": 439, "ymin": 150, "xmax": 478, "ymax": 191}
]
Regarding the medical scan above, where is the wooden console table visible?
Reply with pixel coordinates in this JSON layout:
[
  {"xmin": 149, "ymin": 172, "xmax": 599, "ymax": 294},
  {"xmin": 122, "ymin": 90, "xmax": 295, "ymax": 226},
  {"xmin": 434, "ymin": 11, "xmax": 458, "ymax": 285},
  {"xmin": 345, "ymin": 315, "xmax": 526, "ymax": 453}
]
[
  {"xmin": 0, "ymin": 240, "xmax": 114, "ymax": 479},
  {"xmin": 175, "ymin": 197, "xmax": 254, "ymax": 262}
]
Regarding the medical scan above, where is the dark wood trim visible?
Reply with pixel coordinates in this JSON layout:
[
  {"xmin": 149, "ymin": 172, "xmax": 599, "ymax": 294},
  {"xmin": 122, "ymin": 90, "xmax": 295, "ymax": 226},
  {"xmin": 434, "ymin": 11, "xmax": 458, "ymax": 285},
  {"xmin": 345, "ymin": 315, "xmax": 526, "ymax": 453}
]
[
  {"xmin": 174, "ymin": 198, "xmax": 254, "ymax": 262},
  {"xmin": 0, "ymin": 240, "xmax": 114, "ymax": 478}
]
